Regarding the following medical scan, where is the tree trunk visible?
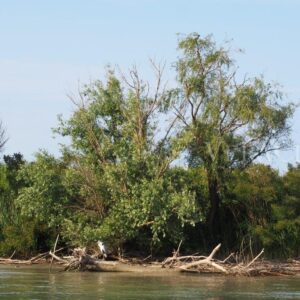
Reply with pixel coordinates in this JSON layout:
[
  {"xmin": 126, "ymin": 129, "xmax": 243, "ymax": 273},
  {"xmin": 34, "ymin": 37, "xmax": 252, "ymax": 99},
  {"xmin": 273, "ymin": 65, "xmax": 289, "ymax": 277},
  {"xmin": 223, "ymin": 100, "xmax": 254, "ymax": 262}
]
[{"xmin": 207, "ymin": 174, "xmax": 222, "ymax": 242}]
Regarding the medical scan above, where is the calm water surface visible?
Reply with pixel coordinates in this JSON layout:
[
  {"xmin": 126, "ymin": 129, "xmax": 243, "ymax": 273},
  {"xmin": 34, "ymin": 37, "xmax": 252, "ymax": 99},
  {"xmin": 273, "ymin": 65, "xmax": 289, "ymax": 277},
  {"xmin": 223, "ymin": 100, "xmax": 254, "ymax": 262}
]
[{"xmin": 0, "ymin": 265, "xmax": 299, "ymax": 299}]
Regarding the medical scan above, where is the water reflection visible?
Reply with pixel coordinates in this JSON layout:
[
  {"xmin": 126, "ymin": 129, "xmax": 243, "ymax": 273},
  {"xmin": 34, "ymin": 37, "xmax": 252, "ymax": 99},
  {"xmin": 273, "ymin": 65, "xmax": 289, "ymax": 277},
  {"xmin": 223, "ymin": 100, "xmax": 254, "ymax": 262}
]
[{"xmin": 0, "ymin": 265, "xmax": 299, "ymax": 299}]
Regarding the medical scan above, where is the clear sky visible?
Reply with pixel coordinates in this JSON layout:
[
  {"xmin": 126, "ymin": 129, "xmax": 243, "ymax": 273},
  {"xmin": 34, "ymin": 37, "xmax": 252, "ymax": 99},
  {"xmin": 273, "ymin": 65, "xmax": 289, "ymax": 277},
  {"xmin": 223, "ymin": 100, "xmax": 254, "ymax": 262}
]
[{"xmin": 0, "ymin": 0, "xmax": 299, "ymax": 170}]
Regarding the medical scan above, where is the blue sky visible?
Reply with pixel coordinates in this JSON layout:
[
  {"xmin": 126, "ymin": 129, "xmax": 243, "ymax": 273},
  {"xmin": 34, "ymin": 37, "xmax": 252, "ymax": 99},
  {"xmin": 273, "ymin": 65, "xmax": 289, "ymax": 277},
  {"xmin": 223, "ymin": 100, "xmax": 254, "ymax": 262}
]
[{"xmin": 0, "ymin": 0, "xmax": 299, "ymax": 170}]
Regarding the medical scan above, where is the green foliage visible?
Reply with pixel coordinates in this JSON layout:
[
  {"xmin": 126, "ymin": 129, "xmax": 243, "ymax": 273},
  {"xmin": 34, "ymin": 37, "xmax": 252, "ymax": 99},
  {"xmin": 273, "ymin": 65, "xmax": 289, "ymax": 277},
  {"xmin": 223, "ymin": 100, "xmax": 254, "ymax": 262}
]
[
  {"xmin": 0, "ymin": 153, "xmax": 55, "ymax": 257},
  {"xmin": 0, "ymin": 220, "xmax": 36, "ymax": 257},
  {"xmin": 0, "ymin": 153, "xmax": 25, "ymax": 226},
  {"xmin": 252, "ymin": 164, "xmax": 300, "ymax": 257},
  {"xmin": 223, "ymin": 163, "xmax": 300, "ymax": 258},
  {"xmin": 226, "ymin": 165, "xmax": 281, "ymax": 226},
  {"xmin": 99, "ymin": 176, "xmax": 198, "ymax": 248},
  {"xmin": 223, "ymin": 165, "xmax": 281, "ymax": 250},
  {"xmin": 17, "ymin": 152, "xmax": 70, "ymax": 227}
]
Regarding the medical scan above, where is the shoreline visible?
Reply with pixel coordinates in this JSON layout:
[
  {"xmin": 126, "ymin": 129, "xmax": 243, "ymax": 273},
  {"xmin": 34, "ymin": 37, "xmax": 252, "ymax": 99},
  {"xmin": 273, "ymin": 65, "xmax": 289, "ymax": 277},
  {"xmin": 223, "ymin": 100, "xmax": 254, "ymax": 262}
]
[{"xmin": 1, "ymin": 255, "xmax": 300, "ymax": 277}]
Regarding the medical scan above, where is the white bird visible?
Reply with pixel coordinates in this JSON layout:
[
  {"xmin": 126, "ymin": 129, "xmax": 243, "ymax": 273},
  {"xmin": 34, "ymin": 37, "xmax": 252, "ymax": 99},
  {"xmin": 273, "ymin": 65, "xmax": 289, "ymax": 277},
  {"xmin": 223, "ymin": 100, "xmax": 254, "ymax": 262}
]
[{"xmin": 97, "ymin": 240, "xmax": 108, "ymax": 260}]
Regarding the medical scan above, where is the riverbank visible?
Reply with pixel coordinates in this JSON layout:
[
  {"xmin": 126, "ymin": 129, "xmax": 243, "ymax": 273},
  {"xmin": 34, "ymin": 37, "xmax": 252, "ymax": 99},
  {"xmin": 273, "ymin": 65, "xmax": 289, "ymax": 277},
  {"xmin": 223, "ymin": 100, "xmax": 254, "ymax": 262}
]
[{"xmin": 1, "ymin": 257, "xmax": 300, "ymax": 276}]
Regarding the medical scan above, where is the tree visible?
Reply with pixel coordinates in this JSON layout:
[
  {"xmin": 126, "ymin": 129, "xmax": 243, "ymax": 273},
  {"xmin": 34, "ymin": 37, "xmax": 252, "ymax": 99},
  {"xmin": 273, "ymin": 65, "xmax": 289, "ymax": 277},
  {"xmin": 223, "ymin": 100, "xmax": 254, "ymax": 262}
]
[
  {"xmin": 2, "ymin": 152, "xmax": 70, "ymax": 255},
  {"xmin": 17, "ymin": 152, "xmax": 69, "ymax": 227},
  {"xmin": 0, "ymin": 153, "xmax": 25, "ymax": 225},
  {"xmin": 55, "ymin": 69, "xmax": 198, "ymax": 251},
  {"xmin": 0, "ymin": 153, "xmax": 40, "ymax": 257},
  {"xmin": 0, "ymin": 121, "xmax": 8, "ymax": 152},
  {"xmin": 173, "ymin": 33, "xmax": 294, "ymax": 241}
]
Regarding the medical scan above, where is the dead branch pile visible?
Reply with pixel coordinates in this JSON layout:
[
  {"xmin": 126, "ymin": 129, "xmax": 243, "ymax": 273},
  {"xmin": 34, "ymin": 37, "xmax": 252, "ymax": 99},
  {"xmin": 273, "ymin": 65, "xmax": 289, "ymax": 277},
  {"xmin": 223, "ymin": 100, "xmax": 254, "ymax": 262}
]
[
  {"xmin": 46, "ymin": 235, "xmax": 102, "ymax": 271},
  {"xmin": 0, "ymin": 248, "xmax": 64, "ymax": 265},
  {"xmin": 162, "ymin": 243, "xmax": 300, "ymax": 276},
  {"xmin": 2, "ymin": 242, "xmax": 300, "ymax": 276},
  {"xmin": 0, "ymin": 247, "xmax": 102, "ymax": 271},
  {"xmin": 49, "ymin": 246, "xmax": 127, "ymax": 272},
  {"xmin": 61, "ymin": 247, "xmax": 100, "ymax": 271}
]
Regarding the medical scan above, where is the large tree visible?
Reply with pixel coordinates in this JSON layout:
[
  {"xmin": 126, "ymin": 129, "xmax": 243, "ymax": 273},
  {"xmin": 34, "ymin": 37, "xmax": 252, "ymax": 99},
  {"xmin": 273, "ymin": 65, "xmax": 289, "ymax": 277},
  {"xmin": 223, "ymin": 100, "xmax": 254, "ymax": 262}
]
[{"xmin": 173, "ymin": 33, "xmax": 294, "ymax": 241}]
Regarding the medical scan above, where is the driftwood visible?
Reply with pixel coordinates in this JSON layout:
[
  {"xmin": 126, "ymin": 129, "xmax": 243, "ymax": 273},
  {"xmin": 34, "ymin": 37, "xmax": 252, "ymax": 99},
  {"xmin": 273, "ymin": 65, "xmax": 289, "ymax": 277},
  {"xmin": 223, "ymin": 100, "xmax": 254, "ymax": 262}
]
[
  {"xmin": 0, "ymin": 257, "xmax": 34, "ymax": 265},
  {"xmin": 163, "ymin": 244, "xmax": 300, "ymax": 276},
  {"xmin": 51, "ymin": 248, "xmax": 128, "ymax": 272},
  {"xmin": 0, "ymin": 245, "xmax": 121, "ymax": 272},
  {"xmin": 50, "ymin": 234, "xmax": 60, "ymax": 271},
  {"xmin": 0, "ymin": 247, "xmax": 64, "ymax": 265},
  {"xmin": 179, "ymin": 244, "xmax": 228, "ymax": 273}
]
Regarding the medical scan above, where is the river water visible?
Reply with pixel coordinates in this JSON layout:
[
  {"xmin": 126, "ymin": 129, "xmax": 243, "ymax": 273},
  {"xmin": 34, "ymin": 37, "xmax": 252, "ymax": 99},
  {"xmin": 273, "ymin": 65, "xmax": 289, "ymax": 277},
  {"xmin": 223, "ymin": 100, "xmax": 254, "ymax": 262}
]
[{"xmin": 0, "ymin": 265, "xmax": 299, "ymax": 299}]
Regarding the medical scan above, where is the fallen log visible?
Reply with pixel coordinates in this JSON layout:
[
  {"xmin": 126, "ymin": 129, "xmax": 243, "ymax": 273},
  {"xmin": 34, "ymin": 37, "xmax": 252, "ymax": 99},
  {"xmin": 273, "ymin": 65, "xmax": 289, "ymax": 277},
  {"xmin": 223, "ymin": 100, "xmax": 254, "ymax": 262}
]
[
  {"xmin": 162, "ymin": 255, "xmax": 207, "ymax": 267},
  {"xmin": 0, "ymin": 258, "xmax": 33, "ymax": 265},
  {"xmin": 179, "ymin": 244, "xmax": 228, "ymax": 274},
  {"xmin": 49, "ymin": 251, "xmax": 68, "ymax": 264}
]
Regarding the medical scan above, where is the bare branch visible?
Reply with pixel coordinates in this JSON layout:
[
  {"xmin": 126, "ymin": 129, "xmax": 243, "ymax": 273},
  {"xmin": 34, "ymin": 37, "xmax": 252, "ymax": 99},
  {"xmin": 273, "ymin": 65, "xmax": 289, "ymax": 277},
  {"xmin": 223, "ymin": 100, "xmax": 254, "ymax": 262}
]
[{"xmin": 0, "ymin": 120, "xmax": 8, "ymax": 152}]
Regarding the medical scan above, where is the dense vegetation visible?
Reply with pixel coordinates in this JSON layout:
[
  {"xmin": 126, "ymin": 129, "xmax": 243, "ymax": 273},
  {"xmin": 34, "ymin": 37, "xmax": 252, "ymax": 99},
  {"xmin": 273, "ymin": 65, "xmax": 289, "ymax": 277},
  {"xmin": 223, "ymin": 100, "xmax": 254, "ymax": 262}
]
[{"xmin": 0, "ymin": 34, "xmax": 299, "ymax": 258}]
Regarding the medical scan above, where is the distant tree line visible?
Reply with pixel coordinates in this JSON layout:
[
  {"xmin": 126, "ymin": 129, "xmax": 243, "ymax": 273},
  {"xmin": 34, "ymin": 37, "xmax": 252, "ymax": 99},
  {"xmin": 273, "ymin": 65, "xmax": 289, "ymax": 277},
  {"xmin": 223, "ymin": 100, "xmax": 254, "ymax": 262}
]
[{"xmin": 0, "ymin": 33, "xmax": 298, "ymax": 258}]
